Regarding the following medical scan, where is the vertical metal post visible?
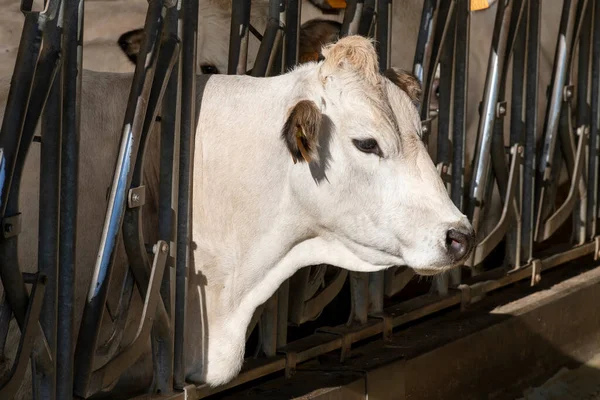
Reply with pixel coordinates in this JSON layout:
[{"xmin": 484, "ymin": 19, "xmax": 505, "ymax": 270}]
[
  {"xmin": 589, "ymin": 0, "xmax": 600, "ymax": 239},
  {"xmin": 73, "ymin": 0, "xmax": 165, "ymax": 395},
  {"xmin": 228, "ymin": 0, "xmax": 251, "ymax": 75},
  {"xmin": 534, "ymin": 0, "xmax": 579, "ymax": 240},
  {"xmin": 341, "ymin": 0, "xmax": 363, "ymax": 37},
  {"xmin": 376, "ymin": 0, "xmax": 391, "ymax": 71},
  {"xmin": 522, "ymin": 0, "xmax": 540, "ymax": 261},
  {"xmin": 58, "ymin": 0, "xmax": 83, "ymax": 395},
  {"xmin": 174, "ymin": 0, "xmax": 198, "ymax": 389},
  {"xmin": 251, "ymin": 0, "xmax": 284, "ymax": 77},
  {"xmin": 451, "ymin": 0, "xmax": 469, "ymax": 213},
  {"xmin": 38, "ymin": 3, "xmax": 63, "ymax": 398},
  {"xmin": 468, "ymin": 0, "xmax": 515, "ymax": 235},
  {"xmin": 284, "ymin": 0, "xmax": 301, "ymax": 70},
  {"xmin": 155, "ymin": 5, "xmax": 180, "ymax": 394}
]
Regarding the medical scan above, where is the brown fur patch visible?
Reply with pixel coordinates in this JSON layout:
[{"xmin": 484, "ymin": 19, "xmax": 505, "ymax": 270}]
[
  {"xmin": 281, "ymin": 100, "xmax": 323, "ymax": 163},
  {"xmin": 320, "ymin": 35, "xmax": 380, "ymax": 86},
  {"xmin": 299, "ymin": 19, "xmax": 342, "ymax": 64},
  {"xmin": 384, "ymin": 67, "xmax": 422, "ymax": 106}
]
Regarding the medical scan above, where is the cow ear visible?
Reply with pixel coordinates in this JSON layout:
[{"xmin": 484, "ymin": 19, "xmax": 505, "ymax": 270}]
[
  {"xmin": 118, "ymin": 29, "xmax": 145, "ymax": 65},
  {"xmin": 281, "ymin": 100, "xmax": 322, "ymax": 164},
  {"xmin": 384, "ymin": 67, "xmax": 422, "ymax": 107}
]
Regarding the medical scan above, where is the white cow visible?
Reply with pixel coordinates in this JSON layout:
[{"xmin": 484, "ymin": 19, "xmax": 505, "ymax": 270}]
[{"xmin": 1, "ymin": 36, "xmax": 473, "ymax": 397}]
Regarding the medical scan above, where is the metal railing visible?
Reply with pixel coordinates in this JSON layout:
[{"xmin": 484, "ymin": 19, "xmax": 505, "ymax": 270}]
[{"xmin": 0, "ymin": 0, "xmax": 599, "ymax": 399}]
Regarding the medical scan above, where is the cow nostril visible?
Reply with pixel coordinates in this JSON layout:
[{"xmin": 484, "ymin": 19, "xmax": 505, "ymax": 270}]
[{"xmin": 445, "ymin": 228, "xmax": 475, "ymax": 262}]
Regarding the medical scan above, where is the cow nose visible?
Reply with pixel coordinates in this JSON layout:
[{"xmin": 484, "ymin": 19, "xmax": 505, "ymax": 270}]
[{"xmin": 445, "ymin": 228, "xmax": 475, "ymax": 263}]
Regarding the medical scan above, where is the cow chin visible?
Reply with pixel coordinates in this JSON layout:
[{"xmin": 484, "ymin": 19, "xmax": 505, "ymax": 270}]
[{"xmin": 410, "ymin": 264, "xmax": 460, "ymax": 277}]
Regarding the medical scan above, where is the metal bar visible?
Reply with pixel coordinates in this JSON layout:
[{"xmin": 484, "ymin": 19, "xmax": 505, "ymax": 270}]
[
  {"xmin": 589, "ymin": 0, "xmax": 600, "ymax": 239},
  {"xmin": 422, "ymin": 1, "xmax": 455, "ymax": 125},
  {"xmin": 57, "ymin": 0, "xmax": 84, "ymax": 394},
  {"xmin": 340, "ymin": 0, "xmax": 361, "ymax": 37},
  {"xmin": 522, "ymin": 0, "xmax": 540, "ymax": 262},
  {"xmin": 413, "ymin": 0, "xmax": 438, "ymax": 90},
  {"xmin": 0, "ymin": 274, "xmax": 46, "ymax": 399},
  {"xmin": 451, "ymin": 0, "xmax": 469, "ymax": 214},
  {"xmin": 174, "ymin": 0, "xmax": 199, "ymax": 389},
  {"xmin": 284, "ymin": 0, "xmax": 301, "ymax": 70},
  {"xmin": 376, "ymin": 0, "xmax": 391, "ymax": 71},
  {"xmin": 122, "ymin": 34, "xmax": 180, "ymax": 339},
  {"xmin": 37, "ymin": 5, "xmax": 63, "ymax": 397},
  {"xmin": 73, "ymin": 0, "xmax": 165, "ymax": 395},
  {"xmin": 228, "ymin": 0, "xmax": 251, "ymax": 75},
  {"xmin": 251, "ymin": 0, "xmax": 283, "ymax": 77},
  {"xmin": 0, "ymin": 0, "xmax": 59, "ymax": 376},
  {"xmin": 154, "ymin": 4, "xmax": 180, "ymax": 394},
  {"xmin": 468, "ymin": 0, "xmax": 515, "ymax": 234},
  {"xmin": 534, "ymin": 0, "xmax": 579, "ymax": 241},
  {"xmin": 358, "ymin": 0, "xmax": 376, "ymax": 37},
  {"xmin": 85, "ymin": 242, "xmax": 168, "ymax": 396}
]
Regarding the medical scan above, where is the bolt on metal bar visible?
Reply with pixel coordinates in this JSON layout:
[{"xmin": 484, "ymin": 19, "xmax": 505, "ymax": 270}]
[
  {"xmin": 73, "ymin": 0, "xmax": 165, "ymax": 396},
  {"xmin": 174, "ymin": 0, "xmax": 199, "ymax": 389}
]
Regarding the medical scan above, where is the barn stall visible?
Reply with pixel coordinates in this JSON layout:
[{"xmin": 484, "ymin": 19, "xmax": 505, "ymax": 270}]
[{"xmin": 0, "ymin": 0, "xmax": 599, "ymax": 399}]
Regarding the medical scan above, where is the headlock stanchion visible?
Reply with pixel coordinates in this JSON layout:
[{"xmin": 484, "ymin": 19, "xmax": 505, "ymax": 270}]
[
  {"xmin": 0, "ymin": 0, "xmax": 62, "ymax": 396},
  {"xmin": 72, "ymin": 0, "xmax": 175, "ymax": 396},
  {"xmin": 3, "ymin": 0, "xmax": 600, "ymax": 399}
]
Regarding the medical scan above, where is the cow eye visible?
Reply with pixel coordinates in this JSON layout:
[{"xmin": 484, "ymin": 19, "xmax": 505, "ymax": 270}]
[
  {"xmin": 201, "ymin": 64, "xmax": 219, "ymax": 74},
  {"xmin": 353, "ymin": 138, "xmax": 382, "ymax": 157}
]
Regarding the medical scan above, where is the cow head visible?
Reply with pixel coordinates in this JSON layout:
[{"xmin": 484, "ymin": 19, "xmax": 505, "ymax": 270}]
[{"xmin": 281, "ymin": 36, "xmax": 474, "ymax": 275}]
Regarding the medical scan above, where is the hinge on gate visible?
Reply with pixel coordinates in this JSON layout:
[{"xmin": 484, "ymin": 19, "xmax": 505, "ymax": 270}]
[
  {"xmin": 128, "ymin": 186, "xmax": 146, "ymax": 208},
  {"xmin": 2, "ymin": 213, "xmax": 22, "ymax": 239}
]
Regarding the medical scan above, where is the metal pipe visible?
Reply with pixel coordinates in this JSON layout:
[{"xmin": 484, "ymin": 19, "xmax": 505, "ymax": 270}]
[
  {"xmin": 376, "ymin": 0, "xmax": 391, "ymax": 71},
  {"xmin": 37, "ymin": 5, "xmax": 63, "ymax": 397},
  {"xmin": 534, "ymin": 0, "xmax": 579, "ymax": 240},
  {"xmin": 228, "ymin": 0, "xmax": 251, "ymax": 75},
  {"xmin": 468, "ymin": 0, "xmax": 514, "ymax": 234},
  {"xmin": 251, "ymin": 0, "xmax": 283, "ymax": 77},
  {"xmin": 154, "ymin": 5, "xmax": 180, "ymax": 394},
  {"xmin": 284, "ymin": 0, "xmax": 301, "ymax": 70},
  {"xmin": 451, "ymin": 0, "xmax": 469, "ymax": 214},
  {"xmin": 73, "ymin": 0, "xmax": 165, "ymax": 395},
  {"xmin": 340, "ymin": 0, "xmax": 362, "ymax": 37},
  {"xmin": 174, "ymin": 0, "xmax": 198, "ymax": 389},
  {"xmin": 522, "ymin": 0, "xmax": 540, "ymax": 262},
  {"xmin": 588, "ymin": 0, "xmax": 600, "ymax": 239}
]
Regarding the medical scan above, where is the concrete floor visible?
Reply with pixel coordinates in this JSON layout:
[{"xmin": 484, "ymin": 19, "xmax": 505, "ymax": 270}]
[{"xmin": 519, "ymin": 353, "xmax": 600, "ymax": 400}]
